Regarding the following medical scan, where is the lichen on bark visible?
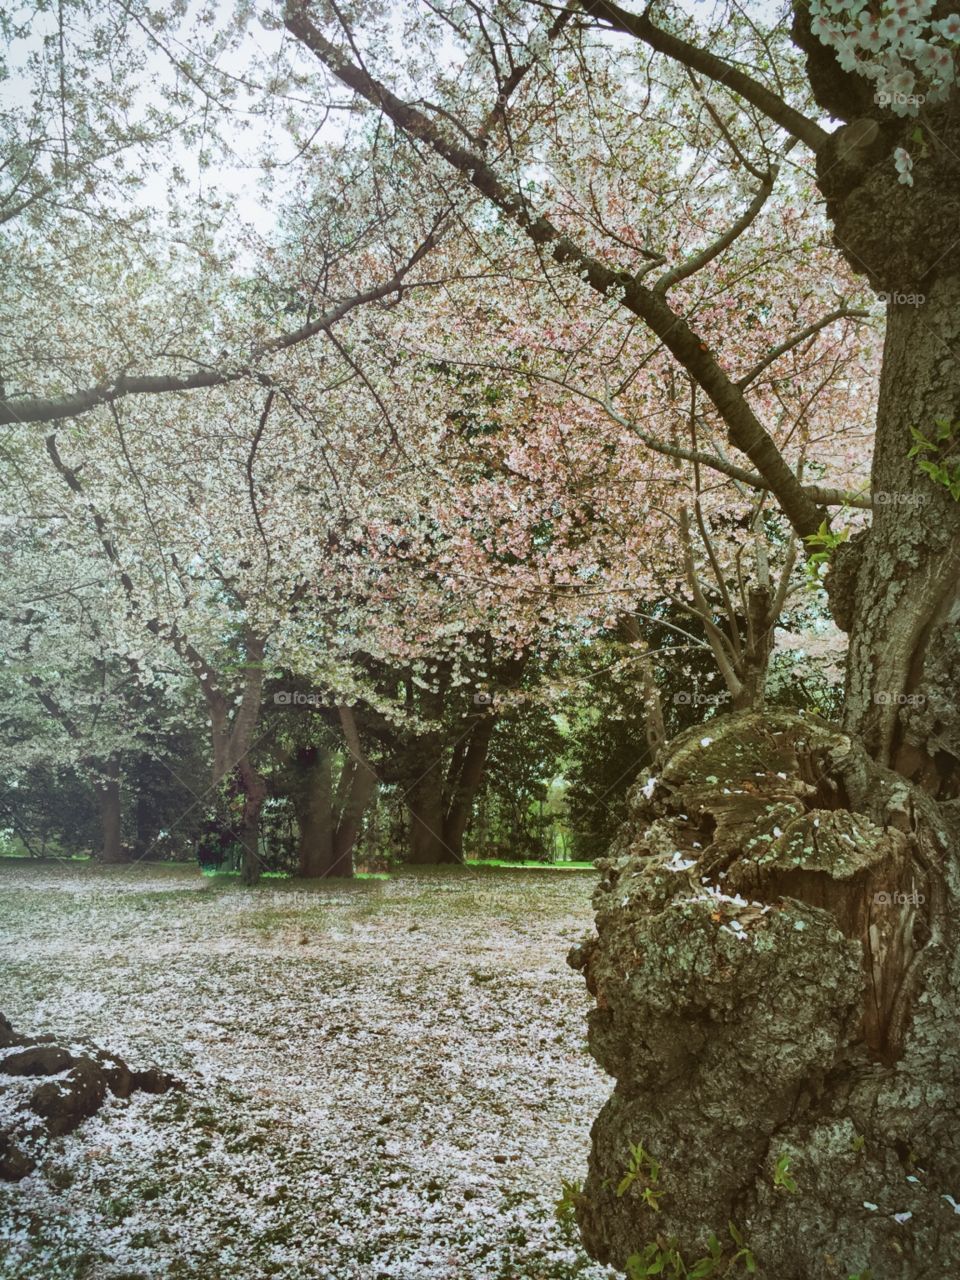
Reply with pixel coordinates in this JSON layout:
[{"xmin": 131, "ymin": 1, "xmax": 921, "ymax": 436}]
[{"xmin": 570, "ymin": 711, "xmax": 960, "ymax": 1279}]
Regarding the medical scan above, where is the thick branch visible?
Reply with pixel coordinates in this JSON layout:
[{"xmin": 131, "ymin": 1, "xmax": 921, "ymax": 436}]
[
  {"xmin": 578, "ymin": 0, "xmax": 830, "ymax": 153},
  {"xmin": 284, "ymin": 1, "xmax": 825, "ymax": 539}
]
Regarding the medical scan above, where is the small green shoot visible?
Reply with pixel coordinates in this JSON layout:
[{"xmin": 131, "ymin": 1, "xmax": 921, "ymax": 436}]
[
  {"xmin": 728, "ymin": 1221, "xmax": 758, "ymax": 1273},
  {"xmin": 626, "ymin": 1225, "xmax": 759, "ymax": 1278},
  {"xmin": 803, "ymin": 520, "xmax": 849, "ymax": 588},
  {"xmin": 626, "ymin": 1239, "xmax": 686, "ymax": 1278},
  {"xmin": 908, "ymin": 419, "xmax": 960, "ymax": 501},
  {"xmin": 554, "ymin": 1178, "xmax": 582, "ymax": 1227},
  {"xmin": 773, "ymin": 1153, "xmax": 798, "ymax": 1193},
  {"xmin": 617, "ymin": 1140, "xmax": 663, "ymax": 1210}
]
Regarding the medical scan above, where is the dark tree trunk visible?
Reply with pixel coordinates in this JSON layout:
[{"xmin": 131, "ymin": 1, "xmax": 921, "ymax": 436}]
[
  {"xmin": 95, "ymin": 757, "xmax": 124, "ymax": 865},
  {"xmin": 292, "ymin": 744, "xmax": 374, "ymax": 879},
  {"xmin": 132, "ymin": 754, "xmax": 153, "ymax": 861},
  {"xmin": 443, "ymin": 716, "xmax": 496, "ymax": 857},
  {"xmin": 295, "ymin": 746, "xmax": 334, "ymax": 878},
  {"xmin": 407, "ymin": 757, "xmax": 457, "ymax": 864}
]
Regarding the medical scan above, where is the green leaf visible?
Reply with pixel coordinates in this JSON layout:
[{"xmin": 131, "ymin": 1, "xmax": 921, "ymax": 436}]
[{"xmin": 688, "ymin": 1260, "xmax": 717, "ymax": 1279}]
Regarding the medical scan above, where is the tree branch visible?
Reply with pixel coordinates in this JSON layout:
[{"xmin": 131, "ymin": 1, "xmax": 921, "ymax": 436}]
[
  {"xmin": 601, "ymin": 396, "xmax": 872, "ymax": 509},
  {"xmin": 1, "ymin": 222, "xmax": 446, "ymax": 427},
  {"xmin": 578, "ymin": 0, "xmax": 830, "ymax": 153},
  {"xmin": 735, "ymin": 305, "xmax": 872, "ymax": 389},
  {"xmin": 284, "ymin": 0, "xmax": 825, "ymax": 539},
  {"xmin": 653, "ymin": 151, "xmax": 788, "ymax": 295}
]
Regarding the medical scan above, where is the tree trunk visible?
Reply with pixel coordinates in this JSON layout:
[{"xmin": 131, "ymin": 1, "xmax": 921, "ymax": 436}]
[
  {"xmin": 407, "ymin": 759, "xmax": 456, "ymax": 864},
  {"xmin": 571, "ymin": 166, "xmax": 960, "ymax": 1280},
  {"xmin": 443, "ymin": 717, "xmax": 496, "ymax": 858},
  {"xmin": 295, "ymin": 746, "xmax": 334, "ymax": 878},
  {"xmin": 235, "ymin": 759, "xmax": 266, "ymax": 887},
  {"xmin": 730, "ymin": 586, "xmax": 777, "ymax": 711},
  {"xmin": 132, "ymin": 754, "xmax": 153, "ymax": 861},
  {"xmin": 331, "ymin": 759, "xmax": 376, "ymax": 876},
  {"xmin": 95, "ymin": 757, "xmax": 124, "ymax": 864},
  {"xmin": 837, "ymin": 278, "xmax": 960, "ymax": 784}
]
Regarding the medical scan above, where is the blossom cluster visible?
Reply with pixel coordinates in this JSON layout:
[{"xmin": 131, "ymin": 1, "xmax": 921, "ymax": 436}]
[{"xmin": 809, "ymin": 0, "xmax": 960, "ymax": 117}]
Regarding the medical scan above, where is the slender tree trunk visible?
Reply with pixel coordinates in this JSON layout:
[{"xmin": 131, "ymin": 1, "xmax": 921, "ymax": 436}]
[
  {"xmin": 443, "ymin": 717, "xmax": 496, "ymax": 857},
  {"xmin": 95, "ymin": 756, "xmax": 124, "ymax": 864},
  {"xmin": 729, "ymin": 587, "xmax": 777, "ymax": 711},
  {"xmin": 331, "ymin": 760, "xmax": 376, "ymax": 876},
  {"xmin": 132, "ymin": 754, "xmax": 153, "ymax": 860},
  {"xmin": 235, "ymin": 759, "xmax": 266, "ymax": 887}
]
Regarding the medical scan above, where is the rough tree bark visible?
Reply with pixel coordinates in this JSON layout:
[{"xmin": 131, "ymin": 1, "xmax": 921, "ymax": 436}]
[{"xmin": 567, "ymin": 22, "xmax": 960, "ymax": 1279}]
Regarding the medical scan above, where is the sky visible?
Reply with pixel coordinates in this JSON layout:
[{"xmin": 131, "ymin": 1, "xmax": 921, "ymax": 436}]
[{"xmin": 1, "ymin": 0, "xmax": 796, "ymax": 243}]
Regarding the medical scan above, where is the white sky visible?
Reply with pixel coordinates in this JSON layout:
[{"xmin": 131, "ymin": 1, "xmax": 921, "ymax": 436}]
[{"xmin": 1, "ymin": 0, "xmax": 795, "ymax": 243}]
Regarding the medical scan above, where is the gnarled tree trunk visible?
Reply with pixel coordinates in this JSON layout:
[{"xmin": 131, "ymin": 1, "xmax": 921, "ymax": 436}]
[{"xmin": 570, "ymin": 54, "xmax": 960, "ymax": 1278}]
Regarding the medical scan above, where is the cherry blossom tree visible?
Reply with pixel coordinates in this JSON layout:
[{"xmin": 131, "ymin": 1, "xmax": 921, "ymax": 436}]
[
  {"xmin": 279, "ymin": 0, "xmax": 960, "ymax": 1273},
  {"xmin": 0, "ymin": 490, "xmax": 199, "ymax": 863},
  {"xmin": 4, "ymin": 1, "xmax": 954, "ymax": 1268}
]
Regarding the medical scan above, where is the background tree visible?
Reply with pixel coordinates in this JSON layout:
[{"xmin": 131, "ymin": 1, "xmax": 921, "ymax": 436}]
[{"xmin": 281, "ymin": 1, "xmax": 960, "ymax": 1274}]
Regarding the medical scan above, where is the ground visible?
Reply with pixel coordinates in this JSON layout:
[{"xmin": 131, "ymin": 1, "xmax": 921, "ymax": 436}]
[{"xmin": 0, "ymin": 859, "xmax": 616, "ymax": 1280}]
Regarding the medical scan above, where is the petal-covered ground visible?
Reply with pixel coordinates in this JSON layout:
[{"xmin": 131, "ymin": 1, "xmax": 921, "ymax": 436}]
[{"xmin": 0, "ymin": 860, "xmax": 617, "ymax": 1280}]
